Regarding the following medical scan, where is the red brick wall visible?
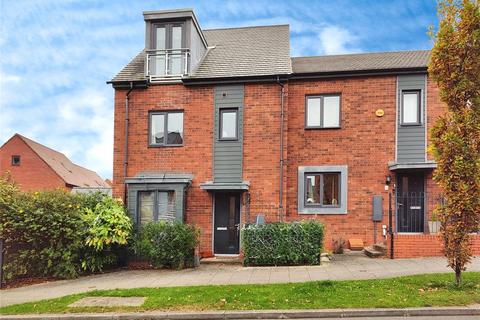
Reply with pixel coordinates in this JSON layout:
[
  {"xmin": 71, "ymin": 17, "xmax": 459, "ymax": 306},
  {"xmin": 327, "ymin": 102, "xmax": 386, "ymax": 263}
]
[
  {"xmin": 285, "ymin": 76, "xmax": 397, "ymax": 250},
  {"xmin": 389, "ymin": 234, "xmax": 480, "ymax": 258},
  {"xmin": 112, "ymin": 75, "xmax": 447, "ymax": 256},
  {"xmin": 113, "ymin": 84, "xmax": 215, "ymax": 256},
  {"xmin": 243, "ymin": 83, "xmax": 284, "ymax": 223},
  {"xmin": 0, "ymin": 135, "xmax": 67, "ymax": 191}
]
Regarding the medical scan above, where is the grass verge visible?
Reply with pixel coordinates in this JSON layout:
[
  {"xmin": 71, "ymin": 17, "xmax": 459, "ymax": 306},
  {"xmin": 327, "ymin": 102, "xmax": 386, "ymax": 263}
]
[{"xmin": 1, "ymin": 272, "xmax": 479, "ymax": 315}]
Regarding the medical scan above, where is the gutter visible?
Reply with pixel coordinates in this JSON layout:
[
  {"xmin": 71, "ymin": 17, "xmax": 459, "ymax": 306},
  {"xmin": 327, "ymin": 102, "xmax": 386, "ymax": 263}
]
[{"xmin": 276, "ymin": 76, "xmax": 286, "ymax": 222}]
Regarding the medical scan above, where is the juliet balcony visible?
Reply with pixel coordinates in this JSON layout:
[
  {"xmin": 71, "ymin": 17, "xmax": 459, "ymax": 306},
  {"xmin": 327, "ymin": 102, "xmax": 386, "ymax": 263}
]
[{"xmin": 145, "ymin": 48, "xmax": 190, "ymax": 81}]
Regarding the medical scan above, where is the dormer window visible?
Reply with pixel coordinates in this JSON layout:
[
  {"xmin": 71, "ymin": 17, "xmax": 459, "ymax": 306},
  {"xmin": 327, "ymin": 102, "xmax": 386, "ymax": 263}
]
[
  {"xmin": 147, "ymin": 22, "xmax": 189, "ymax": 78},
  {"xmin": 143, "ymin": 9, "xmax": 208, "ymax": 82}
]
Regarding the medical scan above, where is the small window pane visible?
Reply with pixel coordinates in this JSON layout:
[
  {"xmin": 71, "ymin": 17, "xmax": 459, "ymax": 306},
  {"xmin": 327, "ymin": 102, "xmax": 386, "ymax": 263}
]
[
  {"xmin": 139, "ymin": 191, "xmax": 155, "ymax": 225},
  {"xmin": 155, "ymin": 27, "xmax": 166, "ymax": 50},
  {"xmin": 171, "ymin": 26, "xmax": 182, "ymax": 49},
  {"xmin": 221, "ymin": 110, "xmax": 237, "ymax": 139},
  {"xmin": 306, "ymin": 98, "xmax": 321, "ymax": 127},
  {"xmin": 11, "ymin": 155, "xmax": 20, "ymax": 166},
  {"xmin": 403, "ymin": 92, "xmax": 419, "ymax": 123},
  {"xmin": 167, "ymin": 112, "xmax": 183, "ymax": 145},
  {"xmin": 151, "ymin": 114, "xmax": 165, "ymax": 144},
  {"xmin": 323, "ymin": 173, "xmax": 340, "ymax": 206},
  {"xmin": 158, "ymin": 191, "xmax": 175, "ymax": 221},
  {"xmin": 323, "ymin": 96, "xmax": 340, "ymax": 127},
  {"xmin": 306, "ymin": 175, "xmax": 321, "ymax": 204}
]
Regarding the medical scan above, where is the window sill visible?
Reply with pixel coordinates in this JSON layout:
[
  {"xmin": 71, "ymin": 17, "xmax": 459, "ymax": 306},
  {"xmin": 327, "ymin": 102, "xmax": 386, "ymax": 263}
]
[
  {"xmin": 299, "ymin": 210, "xmax": 347, "ymax": 215},
  {"xmin": 148, "ymin": 144, "xmax": 184, "ymax": 148},
  {"xmin": 305, "ymin": 126, "xmax": 342, "ymax": 130},
  {"xmin": 218, "ymin": 138, "xmax": 238, "ymax": 142},
  {"xmin": 400, "ymin": 123, "xmax": 422, "ymax": 127}
]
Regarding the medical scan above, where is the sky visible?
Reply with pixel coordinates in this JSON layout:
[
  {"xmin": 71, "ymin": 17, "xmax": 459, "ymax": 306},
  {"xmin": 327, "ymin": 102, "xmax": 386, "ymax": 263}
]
[{"xmin": 0, "ymin": 0, "xmax": 439, "ymax": 179}]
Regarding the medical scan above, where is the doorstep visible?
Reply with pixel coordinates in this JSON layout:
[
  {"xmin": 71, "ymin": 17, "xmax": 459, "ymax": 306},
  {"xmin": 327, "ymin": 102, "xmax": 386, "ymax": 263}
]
[{"xmin": 201, "ymin": 255, "xmax": 243, "ymax": 265}]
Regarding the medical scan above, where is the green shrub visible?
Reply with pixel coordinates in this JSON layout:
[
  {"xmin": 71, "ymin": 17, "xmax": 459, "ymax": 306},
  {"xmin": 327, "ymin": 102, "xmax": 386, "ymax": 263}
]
[
  {"xmin": 81, "ymin": 196, "xmax": 132, "ymax": 271},
  {"xmin": 133, "ymin": 221, "xmax": 199, "ymax": 269},
  {"xmin": 0, "ymin": 176, "xmax": 132, "ymax": 280},
  {"xmin": 242, "ymin": 220, "xmax": 324, "ymax": 266}
]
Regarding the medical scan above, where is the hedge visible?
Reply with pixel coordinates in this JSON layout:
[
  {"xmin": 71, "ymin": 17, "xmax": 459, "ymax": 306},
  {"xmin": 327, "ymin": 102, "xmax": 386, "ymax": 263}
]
[
  {"xmin": 132, "ymin": 221, "xmax": 199, "ymax": 269},
  {"xmin": 242, "ymin": 220, "xmax": 324, "ymax": 266},
  {"xmin": 0, "ymin": 176, "xmax": 132, "ymax": 281}
]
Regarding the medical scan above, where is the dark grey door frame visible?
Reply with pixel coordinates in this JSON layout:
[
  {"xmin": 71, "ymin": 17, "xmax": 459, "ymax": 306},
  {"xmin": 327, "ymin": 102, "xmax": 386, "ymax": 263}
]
[{"xmin": 213, "ymin": 192, "xmax": 241, "ymax": 255}]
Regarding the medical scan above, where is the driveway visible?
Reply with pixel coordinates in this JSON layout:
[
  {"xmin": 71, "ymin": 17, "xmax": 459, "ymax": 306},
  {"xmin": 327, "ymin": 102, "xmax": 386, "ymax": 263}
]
[{"xmin": 1, "ymin": 255, "xmax": 479, "ymax": 307}]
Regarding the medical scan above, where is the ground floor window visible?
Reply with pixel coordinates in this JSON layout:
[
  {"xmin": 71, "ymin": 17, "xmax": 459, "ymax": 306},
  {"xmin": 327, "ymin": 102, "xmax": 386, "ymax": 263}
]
[
  {"xmin": 138, "ymin": 190, "xmax": 175, "ymax": 224},
  {"xmin": 298, "ymin": 165, "xmax": 348, "ymax": 214}
]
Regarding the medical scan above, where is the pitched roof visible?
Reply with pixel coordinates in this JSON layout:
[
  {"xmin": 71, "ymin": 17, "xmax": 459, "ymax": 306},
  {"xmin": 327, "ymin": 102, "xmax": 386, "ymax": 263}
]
[
  {"xmin": 292, "ymin": 50, "xmax": 430, "ymax": 75},
  {"xmin": 16, "ymin": 134, "xmax": 109, "ymax": 188},
  {"xmin": 110, "ymin": 24, "xmax": 292, "ymax": 83},
  {"xmin": 189, "ymin": 25, "xmax": 292, "ymax": 79},
  {"xmin": 110, "ymin": 50, "xmax": 146, "ymax": 83}
]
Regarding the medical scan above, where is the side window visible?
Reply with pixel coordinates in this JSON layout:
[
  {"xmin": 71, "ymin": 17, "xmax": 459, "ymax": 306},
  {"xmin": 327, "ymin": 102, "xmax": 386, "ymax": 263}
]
[
  {"xmin": 219, "ymin": 108, "xmax": 238, "ymax": 140},
  {"xmin": 401, "ymin": 90, "xmax": 421, "ymax": 125},
  {"xmin": 149, "ymin": 111, "xmax": 184, "ymax": 146},
  {"xmin": 11, "ymin": 155, "xmax": 21, "ymax": 166},
  {"xmin": 306, "ymin": 95, "xmax": 341, "ymax": 128}
]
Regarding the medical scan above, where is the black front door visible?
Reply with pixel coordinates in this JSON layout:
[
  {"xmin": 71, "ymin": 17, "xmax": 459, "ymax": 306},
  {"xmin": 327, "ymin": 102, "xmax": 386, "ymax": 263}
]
[
  {"xmin": 214, "ymin": 193, "xmax": 240, "ymax": 254},
  {"xmin": 396, "ymin": 173, "xmax": 425, "ymax": 233}
]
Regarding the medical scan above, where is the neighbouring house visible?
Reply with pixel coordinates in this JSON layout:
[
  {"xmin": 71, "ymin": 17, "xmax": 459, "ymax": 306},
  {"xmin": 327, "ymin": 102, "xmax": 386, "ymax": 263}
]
[
  {"xmin": 108, "ymin": 8, "xmax": 480, "ymax": 259},
  {"xmin": 0, "ymin": 133, "xmax": 110, "ymax": 192}
]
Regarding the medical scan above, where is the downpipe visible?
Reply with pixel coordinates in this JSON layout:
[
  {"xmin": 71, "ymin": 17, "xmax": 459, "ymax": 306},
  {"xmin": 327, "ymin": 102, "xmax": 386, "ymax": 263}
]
[
  {"xmin": 276, "ymin": 76, "xmax": 285, "ymax": 222},
  {"xmin": 123, "ymin": 82, "xmax": 134, "ymax": 202}
]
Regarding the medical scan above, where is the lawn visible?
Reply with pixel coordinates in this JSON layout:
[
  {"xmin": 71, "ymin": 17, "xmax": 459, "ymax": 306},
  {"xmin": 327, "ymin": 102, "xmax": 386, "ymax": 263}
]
[{"xmin": 1, "ymin": 272, "xmax": 480, "ymax": 315}]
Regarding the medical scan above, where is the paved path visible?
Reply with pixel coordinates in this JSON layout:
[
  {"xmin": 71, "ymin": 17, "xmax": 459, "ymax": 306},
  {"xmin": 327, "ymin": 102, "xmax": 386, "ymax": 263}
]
[{"xmin": 1, "ymin": 255, "xmax": 479, "ymax": 307}]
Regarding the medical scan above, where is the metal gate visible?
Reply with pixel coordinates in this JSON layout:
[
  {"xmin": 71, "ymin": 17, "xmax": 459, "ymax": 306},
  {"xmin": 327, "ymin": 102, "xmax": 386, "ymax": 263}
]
[{"xmin": 396, "ymin": 192, "xmax": 425, "ymax": 233}]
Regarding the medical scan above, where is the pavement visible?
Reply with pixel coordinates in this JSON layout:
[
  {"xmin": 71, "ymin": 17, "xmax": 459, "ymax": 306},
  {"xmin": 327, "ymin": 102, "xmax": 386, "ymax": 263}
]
[
  {"xmin": 1, "ymin": 307, "xmax": 480, "ymax": 319},
  {"xmin": 1, "ymin": 254, "xmax": 479, "ymax": 307}
]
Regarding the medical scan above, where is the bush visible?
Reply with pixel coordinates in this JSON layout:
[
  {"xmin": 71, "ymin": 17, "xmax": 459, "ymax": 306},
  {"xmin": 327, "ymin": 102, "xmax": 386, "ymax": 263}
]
[
  {"xmin": 242, "ymin": 220, "xmax": 324, "ymax": 266},
  {"xmin": 0, "ymin": 176, "xmax": 132, "ymax": 280},
  {"xmin": 133, "ymin": 221, "xmax": 199, "ymax": 269},
  {"xmin": 81, "ymin": 196, "xmax": 132, "ymax": 272}
]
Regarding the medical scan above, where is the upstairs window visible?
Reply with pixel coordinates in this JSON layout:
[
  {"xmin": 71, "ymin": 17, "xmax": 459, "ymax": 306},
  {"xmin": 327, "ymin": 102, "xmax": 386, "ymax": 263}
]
[
  {"xmin": 306, "ymin": 95, "xmax": 341, "ymax": 128},
  {"xmin": 219, "ymin": 108, "xmax": 238, "ymax": 140},
  {"xmin": 150, "ymin": 23, "xmax": 185, "ymax": 75},
  {"xmin": 11, "ymin": 155, "xmax": 21, "ymax": 166},
  {"xmin": 149, "ymin": 111, "xmax": 184, "ymax": 146},
  {"xmin": 401, "ymin": 90, "xmax": 421, "ymax": 125}
]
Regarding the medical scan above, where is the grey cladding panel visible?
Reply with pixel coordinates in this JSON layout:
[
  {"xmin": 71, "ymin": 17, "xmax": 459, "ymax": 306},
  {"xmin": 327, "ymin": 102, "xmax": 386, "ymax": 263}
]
[
  {"xmin": 397, "ymin": 74, "xmax": 426, "ymax": 163},
  {"xmin": 214, "ymin": 85, "xmax": 244, "ymax": 183}
]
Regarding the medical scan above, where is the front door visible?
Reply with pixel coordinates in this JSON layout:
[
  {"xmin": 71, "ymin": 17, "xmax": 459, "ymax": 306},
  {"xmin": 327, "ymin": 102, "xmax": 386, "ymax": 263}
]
[
  {"xmin": 396, "ymin": 173, "xmax": 425, "ymax": 233},
  {"xmin": 214, "ymin": 193, "xmax": 240, "ymax": 254}
]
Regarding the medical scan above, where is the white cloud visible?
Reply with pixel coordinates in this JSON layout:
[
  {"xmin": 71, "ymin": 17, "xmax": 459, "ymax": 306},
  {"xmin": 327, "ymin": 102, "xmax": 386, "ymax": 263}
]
[{"xmin": 318, "ymin": 26, "xmax": 360, "ymax": 55}]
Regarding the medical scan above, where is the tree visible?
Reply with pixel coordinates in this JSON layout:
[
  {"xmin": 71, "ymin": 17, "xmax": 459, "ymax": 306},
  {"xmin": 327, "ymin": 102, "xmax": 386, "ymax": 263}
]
[{"xmin": 429, "ymin": 0, "xmax": 480, "ymax": 286}]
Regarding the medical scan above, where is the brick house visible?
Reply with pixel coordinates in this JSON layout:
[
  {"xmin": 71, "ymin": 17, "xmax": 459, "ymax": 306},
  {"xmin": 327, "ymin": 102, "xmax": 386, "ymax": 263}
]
[
  {"xmin": 0, "ymin": 134, "xmax": 109, "ymax": 192},
  {"xmin": 109, "ymin": 9, "xmax": 479, "ymax": 258}
]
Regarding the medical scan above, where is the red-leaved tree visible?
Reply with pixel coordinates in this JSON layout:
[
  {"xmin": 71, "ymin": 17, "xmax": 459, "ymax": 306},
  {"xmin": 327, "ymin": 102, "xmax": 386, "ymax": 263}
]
[{"xmin": 429, "ymin": 0, "xmax": 480, "ymax": 286}]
